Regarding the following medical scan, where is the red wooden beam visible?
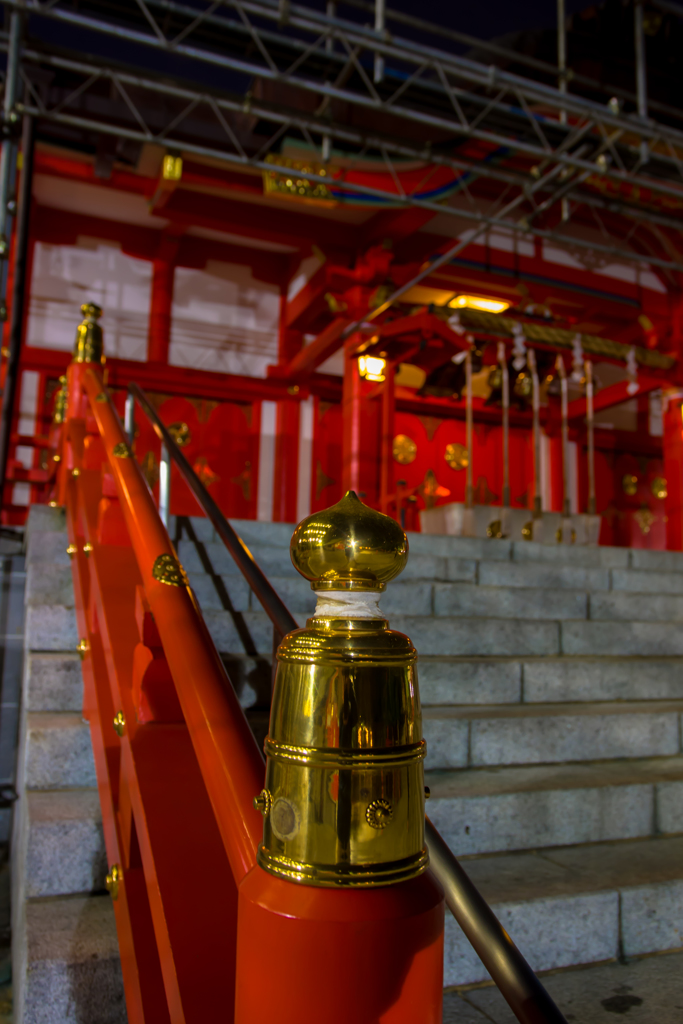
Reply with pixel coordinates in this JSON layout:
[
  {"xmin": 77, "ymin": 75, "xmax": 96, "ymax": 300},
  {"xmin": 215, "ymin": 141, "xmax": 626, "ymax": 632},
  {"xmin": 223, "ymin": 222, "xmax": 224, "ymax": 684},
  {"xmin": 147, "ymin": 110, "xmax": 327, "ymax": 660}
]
[
  {"xmin": 567, "ymin": 377, "xmax": 662, "ymax": 421},
  {"xmin": 276, "ymin": 317, "xmax": 352, "ymax": 379}
]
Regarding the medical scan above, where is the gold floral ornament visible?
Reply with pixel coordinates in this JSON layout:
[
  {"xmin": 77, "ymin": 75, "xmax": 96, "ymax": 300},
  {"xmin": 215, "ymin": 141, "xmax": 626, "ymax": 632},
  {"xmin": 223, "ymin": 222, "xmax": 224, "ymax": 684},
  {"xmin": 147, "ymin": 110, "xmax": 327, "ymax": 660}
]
[
  {"xmin": 152, "ymin": 553, "xmax": 188, "ymax": 587},
  {"xmin": 419, "ymin": 469, "xmax": 451, "ymax": 511},
  {"xmin": 634, "ymin": 505, "xmax": 655, "ymax": 535},
  {"xmin": 113, "ymin": 442, "xmax": 132, "ymax": 459},
  {"xmin": 445, "ymin": 442, "xmax": 469, "ymax": 471},
  {"xmin": 392, "ymin": 434, "xmax": 417, "ymax": 465},
  {"xmin": 622, "ymin": 473, "xmax": 638, "ymax": 496},
  {"xmin": 193, "ymin": 456, "xmax": 219, "ymax": 488},
  {"xmin": 167, "ymin": 422, "xmax": 191, "ymax": 447},
  {"xmin": 651, "ymin": 477, "xmax": 667, "ymax": 500},
  {"xmin": 366, "ymin": 799, "xmax": 393, "ymax": 830}
]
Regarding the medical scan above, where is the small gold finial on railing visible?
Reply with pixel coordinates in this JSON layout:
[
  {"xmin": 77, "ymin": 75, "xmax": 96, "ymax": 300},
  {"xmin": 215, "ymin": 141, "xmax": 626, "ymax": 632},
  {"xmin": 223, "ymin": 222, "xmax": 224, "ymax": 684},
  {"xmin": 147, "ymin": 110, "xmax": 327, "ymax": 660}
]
[
  {"xmin": 73, "ymin": 302, "xmax": 105, "ymax": 365},
  {"xmin": 290, "ymin": 489, "xmax": 407, "ymax": 591}
]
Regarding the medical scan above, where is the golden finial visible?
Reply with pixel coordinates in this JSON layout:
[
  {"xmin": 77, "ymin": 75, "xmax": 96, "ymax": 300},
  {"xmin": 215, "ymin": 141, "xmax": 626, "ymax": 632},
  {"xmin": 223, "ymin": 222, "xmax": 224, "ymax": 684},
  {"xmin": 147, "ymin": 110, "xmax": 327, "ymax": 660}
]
[
  {"xmin": 290, "ymin": 490, "xmax": 408, "ymax": 591},
  {"xmin": 73, "ymin": 302, "xmax": 105, "ymax": 365}
]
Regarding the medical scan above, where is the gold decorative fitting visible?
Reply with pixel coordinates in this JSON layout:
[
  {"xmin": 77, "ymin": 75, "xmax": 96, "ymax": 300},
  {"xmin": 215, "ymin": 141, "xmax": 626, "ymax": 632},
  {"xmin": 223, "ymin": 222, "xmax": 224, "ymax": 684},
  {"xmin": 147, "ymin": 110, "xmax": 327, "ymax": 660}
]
[
  {"xmin": 152, "ymin": 553, "xmax": 187, "ymax": 587},
  {"xmin": 444, "ymin": 441, "xmax": 469, "ymax": 471},
  {"xmin": 290, "ymin": 490, "xmax": 408, "ymax": 592},
  {"xmin": 95, "ymin": 392, "xmax": 109, "ymax": 404},
  {"xmin": 257, "ymin": 493, "xmax": 428, "ymax": 888},
  {"xmin": 66, "ymin": 543, "xmax": 77, "ymax": 559},
  {"xmin": 262, "ymin": 153, "xmax": 336, "ymax": 207},
  {"xmin": 167, "ymin": 422, "xmax": 191, "ymax": 447},
  {"xmin": 53, "ymin": 454, "xmax": 61, "ymax": 463},
  {"xmin": 487, "ymin": 519, "xmax": 503, "ymax": 539},
  {"xmin": 424, "ymin": 786, "xmax": 431, "ymax": 799},
  {"xmin": 522, "ymin": 521, "xmax": 533, "ymax": 541},
  {"xmin": 48, "ymin": 501, "xmax": 58, "ymax": 508},
  {"xmin": 77, "ymin": 639, "xmax": 89, "ymax": 660},
  {"xmin": 73, "ymin": 302, "xmax": 105, "ymax": 365},
  {"xmin": 366, "ymin": 799, "xmax": 393, "ymax": 830},
  {"xmin": 113, "ymin": 442, "xmax": 132, "ymax": 459},
  {"xmin": 83, "ymin": 542, "xmax": 93, "ymax": 557},
  {"xmin": 105, "ymin": 863, "xmax": 121, "ymax": 900},
  {"xmin": 71, "ymin": 468, "xmax": 80, "ymax": 478},
  {"xmin": 392, "ymin": 434, "xmax": 417, "ymax": 465},
  {"xmin": 651, "ymin": 476, "xmax": 667, "ymax": 500},
  {"xmin": 52, "ymin": 375, "xmax": 68, "ymax": 424},
  {"xmin": 162, "ymin": 154, "xmax": 183, "ymax": 181},
  {"xmin": 253, "ymin": 789, "xmax": 272, "ymax": 817},
  {"xmin": 113, "ymin": 711, "xmax": 126, "ymax": 737},
  {"xmin": 622, "ymin": 473, "xmax": 638, "ymax": 496}
]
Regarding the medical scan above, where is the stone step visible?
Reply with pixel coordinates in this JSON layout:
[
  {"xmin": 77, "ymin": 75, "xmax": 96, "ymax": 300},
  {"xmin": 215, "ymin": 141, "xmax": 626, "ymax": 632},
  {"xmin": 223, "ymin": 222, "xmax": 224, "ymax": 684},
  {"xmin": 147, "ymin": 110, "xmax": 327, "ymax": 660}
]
[
  {"xmin": 25, "ymin": 791, "xmax": 106, "ymax": 898},
  {"xmin": 561, "ymin": 620, "xmax": 683, "ymax": 656},
  {"xmin": 589, "ymin": 591, "xmax": 683, "ymax": 622},
  {"xmin": 419, "ymin": 656, "xmax": 683, "ymax": 705},
  {"xmin": 433, "ymin": 583, "xmax": 586, "ymax": 620},
  {"xmin": 25, "ymin": 714, "xmax": 97, "ymax": 790},
  {"xmin": 612, "ymin": 567, "xmax": 683, "ymax": 595},
  {"xmin": 25, "ymin": 653, "xmax": 83, "ymax": 713},
  {"xmin": 13, "ymin": 894, "xmax": 126, "ymax": 1024},
  {"xmin": 427, "ymin": 755, "xmax": 683, "ymax": 857},
  {"xmin": 444, "ymin": 834, "xmax": 683, "ymax": 985},
  {"xmin": 422, "ymin": 700, "xmax": 683, "ymax": 770},
  {"xmin": 25, "ymin": 606, "xmax": 78, "ymax": 653}
]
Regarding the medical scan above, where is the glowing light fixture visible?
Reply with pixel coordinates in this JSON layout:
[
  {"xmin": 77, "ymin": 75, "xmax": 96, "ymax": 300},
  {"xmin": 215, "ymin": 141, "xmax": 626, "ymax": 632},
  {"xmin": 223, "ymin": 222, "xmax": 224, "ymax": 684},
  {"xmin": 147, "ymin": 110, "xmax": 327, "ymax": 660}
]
[
  {"xmin": 358, "ymin": 355, "xmax": 386, "ymax": 382},
  {"xmin": 449, "ymin": 295, "xmax": 511, "ymax": 314}
]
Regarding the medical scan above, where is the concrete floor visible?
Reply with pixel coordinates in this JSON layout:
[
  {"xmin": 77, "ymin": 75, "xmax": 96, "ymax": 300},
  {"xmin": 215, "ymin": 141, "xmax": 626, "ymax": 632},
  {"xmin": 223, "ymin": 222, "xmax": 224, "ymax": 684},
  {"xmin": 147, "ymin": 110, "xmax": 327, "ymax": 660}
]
[{"xmin": 444, "ymin": 949, "xmax": 683, "ymax": 1022}]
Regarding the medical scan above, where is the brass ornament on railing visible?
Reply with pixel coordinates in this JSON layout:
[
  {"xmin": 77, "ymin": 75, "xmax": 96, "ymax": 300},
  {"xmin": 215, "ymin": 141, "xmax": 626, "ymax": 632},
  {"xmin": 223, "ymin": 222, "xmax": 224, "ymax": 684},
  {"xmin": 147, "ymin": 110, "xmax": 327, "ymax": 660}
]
[
  {"xmin": 152, "ymin": 553, "xmax": 187, "ymax": 587},
  {"xmin": 113, "ymin": 442, "xmax": 132, "ymax": 459},
  {"xmin": 105, "ymin": 863, "xmax": 121, "ymax": 900},
  {"xmin": 256, "ymin": 490, "xmax": 428, "ymax": 888},
  {"xmin": 73, "ymin": 302, "xmax": 105, "ymax": 365},
  {"xmin": 95, "ymin": 392, "xmax": 109, "ymax": 404},
  {"xmin": 52, "ymin": 375, "xmax": 68, "ymax": 424}
]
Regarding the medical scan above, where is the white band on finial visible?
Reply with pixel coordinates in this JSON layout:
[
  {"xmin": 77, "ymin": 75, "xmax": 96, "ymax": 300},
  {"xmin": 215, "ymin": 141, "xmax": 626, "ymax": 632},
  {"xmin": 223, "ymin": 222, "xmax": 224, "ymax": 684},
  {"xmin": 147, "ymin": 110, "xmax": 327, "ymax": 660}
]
[{"xmin": 313, "ymin": 590, "xmax": 384, "ymax": 619}]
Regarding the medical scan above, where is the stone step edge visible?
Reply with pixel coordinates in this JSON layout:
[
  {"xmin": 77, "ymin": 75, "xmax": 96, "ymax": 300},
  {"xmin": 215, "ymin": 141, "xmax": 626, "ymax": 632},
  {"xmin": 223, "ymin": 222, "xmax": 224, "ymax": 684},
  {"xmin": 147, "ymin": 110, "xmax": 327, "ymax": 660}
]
[
  {"xmin": 426, "ymin": 754, "xmax": 683, "ymax": 799},
  {"xmin": 423, "ymin": 698, "xmax": 683, "ymax": 720}
]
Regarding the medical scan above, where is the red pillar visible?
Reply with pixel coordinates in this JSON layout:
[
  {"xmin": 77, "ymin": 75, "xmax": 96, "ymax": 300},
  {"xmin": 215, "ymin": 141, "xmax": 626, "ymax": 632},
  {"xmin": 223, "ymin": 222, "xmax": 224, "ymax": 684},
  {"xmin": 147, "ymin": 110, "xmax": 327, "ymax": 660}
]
[
  {"xmin": 341, "ymin": 339, "xmax": 380, "ymax": 502},
  {"xmin": 147, "ymin": 258, "xmax": 175, "ymax": 363},
  {"xmin": 272, "ymin": 397, "xmax": 300, "ymax": 523},
  {"xmin": 380, "ymin": 362, "xmax": 395, "ymax": 514},
  {"xmin": 663, "ymin": 391, "xmax": 683, "ymax": 550}
]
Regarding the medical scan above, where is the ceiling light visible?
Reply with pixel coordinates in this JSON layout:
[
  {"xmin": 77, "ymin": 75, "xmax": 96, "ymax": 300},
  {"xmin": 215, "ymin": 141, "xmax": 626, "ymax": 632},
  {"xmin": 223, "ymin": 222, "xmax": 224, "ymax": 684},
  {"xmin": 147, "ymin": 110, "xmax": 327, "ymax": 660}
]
[
  {"xmin": 358, "ymin": 355, "xmax": 386, "ymax": 382},
  {"xmin": 449, "ymin": 295, "xmax": 511, "ymax": 314}
]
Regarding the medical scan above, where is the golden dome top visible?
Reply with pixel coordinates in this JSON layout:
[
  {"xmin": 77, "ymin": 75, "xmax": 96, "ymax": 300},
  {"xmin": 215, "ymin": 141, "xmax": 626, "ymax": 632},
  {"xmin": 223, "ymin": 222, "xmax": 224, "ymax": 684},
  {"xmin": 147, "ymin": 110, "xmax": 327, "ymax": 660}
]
[
  {"xmin": 290, "ymin": 490, "xmax": 408, "ymax": 591},
  {"xmin": 73, "ymin": 303, "xmax": 105, "ymax": 365}
]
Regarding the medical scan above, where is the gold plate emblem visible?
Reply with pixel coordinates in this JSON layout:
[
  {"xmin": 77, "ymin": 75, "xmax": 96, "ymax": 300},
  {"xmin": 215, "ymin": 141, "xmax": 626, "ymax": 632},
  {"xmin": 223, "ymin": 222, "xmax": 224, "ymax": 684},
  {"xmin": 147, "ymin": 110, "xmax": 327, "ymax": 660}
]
[
  {"xmin": 167, "ymin": 422, "xmax": 191, "ymax": 447},
  {"xmin": 365, "ymin": 798, "xmax": 393, "ymax": 830},
  {"xmin": 152, "ymin": 553, "xmax": 186, "ymax": 587},
  {"xmin": 622, "ymin": 473, "xmax": 638, "ymax": 496},
  {"xmin": 445, "ymin": 442, "xmax": 469, "ymax": 471},
  {"xmin": 651, "ymin": 476, "xmax": 667, "ymax": 500},
  {"xmin": 392, "ymin": 434, "xmax": 417, "ymax": 465},
  {"xmin": 113, "ymin": 442, "xmax": 132, "ymax": 458}
]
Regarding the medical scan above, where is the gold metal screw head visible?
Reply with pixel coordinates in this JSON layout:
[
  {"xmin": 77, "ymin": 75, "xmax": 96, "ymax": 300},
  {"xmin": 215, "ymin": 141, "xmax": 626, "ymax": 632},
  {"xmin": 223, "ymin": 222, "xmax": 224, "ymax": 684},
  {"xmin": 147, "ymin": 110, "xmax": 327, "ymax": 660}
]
[
  {"xmin": 253, "ymin": 789, "xmax": 272, "ymax": 817},
  {"xmin": 77, "ymin": 638, "xmax": 89, "ymax": 660},
  {"xmin": 83, "ymin": 542, "xmax": 93, "ymax": 557},
  {"xmin": 113, "ymin": 711, "xmax": 126, "ymax": 737},
  {"xmin": 365, "ymin": 799, "xmax": 393, "ymax": 830},
  {"xmin": 66, "ymin": 543, "xmax": 77, "ymax": 559},
  {"xmin": 290, "ymin": 490, "xmax": 408, "ymax": 592},
  {"xmin": 105, "ymin": 863, "xmax": 121, "ymax": 900}
]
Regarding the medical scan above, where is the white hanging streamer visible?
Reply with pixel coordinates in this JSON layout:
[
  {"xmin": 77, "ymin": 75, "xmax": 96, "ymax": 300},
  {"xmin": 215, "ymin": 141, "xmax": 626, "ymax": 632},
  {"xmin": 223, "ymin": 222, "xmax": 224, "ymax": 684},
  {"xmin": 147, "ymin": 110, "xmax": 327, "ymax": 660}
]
[
  {"xmin": 570, "ymin": 333, "xmax": 584, "ymax": 383},
  {"xmin": 626, "ymin": 346, "xmax": 639, "ymax": 396},
  {"xmin": 448, "ymin": 311, "xmax": 466, "ymax": 335},
  {"xmin": 511, "ymin": 322, "xmax": 527, "ymax": 372}
]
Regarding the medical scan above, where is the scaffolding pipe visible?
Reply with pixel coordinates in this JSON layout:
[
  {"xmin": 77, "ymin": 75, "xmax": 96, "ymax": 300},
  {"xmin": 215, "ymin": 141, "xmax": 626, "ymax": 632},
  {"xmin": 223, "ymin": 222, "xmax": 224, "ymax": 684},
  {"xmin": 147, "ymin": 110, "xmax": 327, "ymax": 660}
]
[
  {"xmin": 585, "ymin": 359, "xmax": 596, "ymax": 516},
  {"xmin": 527, "ymin": 348, "xmax": 542, "ymax": 518},
  {"xmin": 635, "ymin": 0, "xmax": 649, "ymax": 163},
  {"xmin": 374, "ymin": 0, "xmax": 385, "ymax": 82},
  {"xmin": 499, "ymin": 342, "xmax": 510, "ymax": 509},
  {"xmin": 465, "ymin": 348, "xmax": 473, "ymax": 510}
]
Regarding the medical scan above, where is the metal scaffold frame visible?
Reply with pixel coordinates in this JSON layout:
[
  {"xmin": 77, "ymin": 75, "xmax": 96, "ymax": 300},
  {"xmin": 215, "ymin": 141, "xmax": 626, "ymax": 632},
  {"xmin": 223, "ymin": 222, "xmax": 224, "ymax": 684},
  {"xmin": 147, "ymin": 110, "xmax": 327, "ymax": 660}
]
[{"xmin": 1, "ymin": 0, "xmax": 683, "ymax": 281}]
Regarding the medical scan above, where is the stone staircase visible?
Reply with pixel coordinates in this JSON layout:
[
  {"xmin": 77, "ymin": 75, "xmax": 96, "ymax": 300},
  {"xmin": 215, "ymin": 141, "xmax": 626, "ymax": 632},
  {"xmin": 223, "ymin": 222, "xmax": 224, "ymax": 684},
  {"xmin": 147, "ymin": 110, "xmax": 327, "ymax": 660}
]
[
  {"xmin": 12, "ymin": 506, "xmax": 126, "ymax": 1023},
  {"xmin": 173, "ymin": 515, "xmax": 683, "ymax": 986}
]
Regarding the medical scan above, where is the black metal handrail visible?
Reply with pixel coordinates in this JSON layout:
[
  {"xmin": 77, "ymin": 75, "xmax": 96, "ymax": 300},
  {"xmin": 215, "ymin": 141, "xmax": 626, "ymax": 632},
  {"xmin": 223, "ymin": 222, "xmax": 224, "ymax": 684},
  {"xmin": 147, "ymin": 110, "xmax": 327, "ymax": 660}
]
[{"xmin": 127, "ymin": 381, "xmax": 568, "ymax": 1024}]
